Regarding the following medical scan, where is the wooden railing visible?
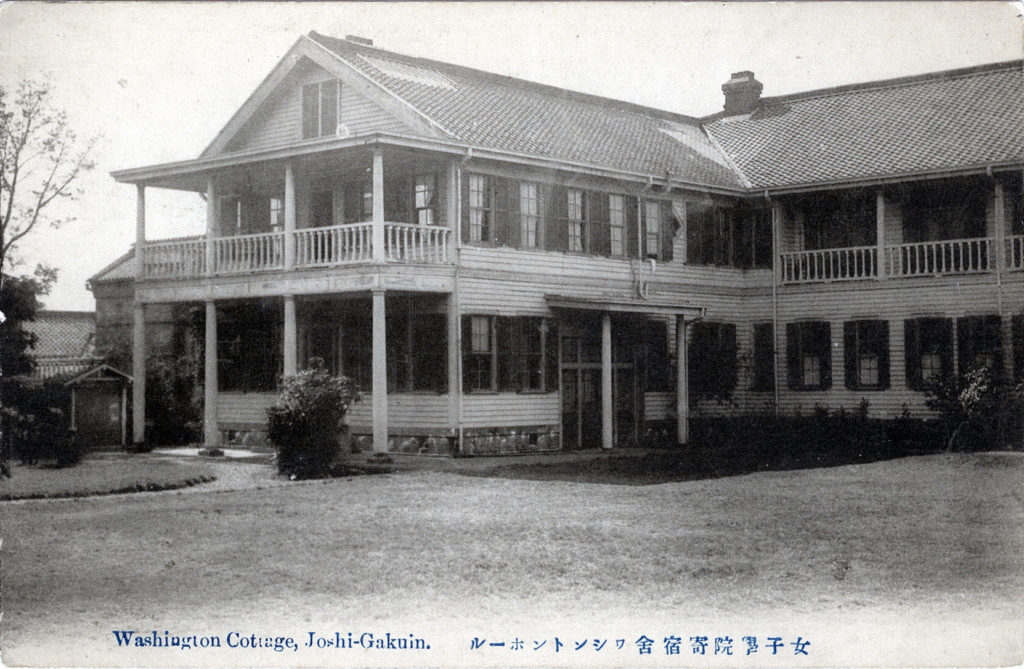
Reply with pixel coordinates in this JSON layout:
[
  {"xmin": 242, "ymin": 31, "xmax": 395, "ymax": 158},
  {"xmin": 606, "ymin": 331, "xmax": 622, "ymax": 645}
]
[
  {"xmin": 780, "ymin": 245, "xmax": 877, "ymax": 284},
  {"xmin": 1006, "ymin": 234, "xmax": 1024, "ymax": 271},
  {"xmin": 212, "ymin": 231, "xmax": 284, "ymax": 274},
  {"xmin": 886, "ymin": 237, "xmax": 992, "ymax": 277},
  {"xmin": 384, "ymin": 222, "xmax": 450, "ymax": 263},
  {"xmin": 295, "ymin": 223, "xmax": 372, "ymax": 267},
  {"xmin": 141, "ymin": 237, "xmax": 206, "ymax": 278}
]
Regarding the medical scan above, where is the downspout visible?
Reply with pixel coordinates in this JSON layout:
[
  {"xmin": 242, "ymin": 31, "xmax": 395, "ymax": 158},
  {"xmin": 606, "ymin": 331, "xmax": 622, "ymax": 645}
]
[{"xmin": 766, "ymin": 189, "xmax": 781, "ymax": 416}]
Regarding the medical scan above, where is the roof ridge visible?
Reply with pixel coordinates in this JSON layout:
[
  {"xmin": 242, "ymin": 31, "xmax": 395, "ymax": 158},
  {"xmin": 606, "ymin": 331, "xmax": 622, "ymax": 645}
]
[
  {"xmin": 762, "ymin": 59, "xmax": 1023, "ymax": 107},
  {"xmin": 307, "ymin": 31, "xmax": 703, "ymax": 126}
]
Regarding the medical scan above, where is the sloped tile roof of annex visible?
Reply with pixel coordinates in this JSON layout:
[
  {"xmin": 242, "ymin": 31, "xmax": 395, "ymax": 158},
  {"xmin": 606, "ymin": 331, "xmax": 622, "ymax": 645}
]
[
  {"xmin": 307, "ymin": 32, "xmax": 743, "ymax": 190},
  {"xmin": 88, "ymin": 250, "xmax": 136, "ymax": 284},
  {"xmin": 704, "ymin": 60, "xmax": 1024, "ymax": 190},
  {"xmin": 24, "ymin": 311, "xmax": 96, "ymax": 359}
]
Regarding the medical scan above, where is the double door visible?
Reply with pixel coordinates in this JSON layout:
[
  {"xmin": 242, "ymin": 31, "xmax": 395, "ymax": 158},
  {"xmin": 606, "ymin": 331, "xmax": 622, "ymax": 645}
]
[{"xmin": 560, "ymin": 332, "xmax": 639, "ymax": 450}]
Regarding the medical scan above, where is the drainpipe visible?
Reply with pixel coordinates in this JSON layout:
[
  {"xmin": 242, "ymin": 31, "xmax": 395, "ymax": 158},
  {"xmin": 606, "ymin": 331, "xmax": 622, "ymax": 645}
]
[{"xmin": 766, "ymin": 189, "xmax": 781, "ymax": 416}]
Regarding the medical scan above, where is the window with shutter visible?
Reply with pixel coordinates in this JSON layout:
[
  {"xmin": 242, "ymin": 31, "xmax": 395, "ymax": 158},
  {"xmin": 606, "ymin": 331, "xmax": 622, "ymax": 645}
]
[
  {"xmin": 844, "ymin": 320, "xmax": 890, "ymax": 391},
  {"xmin": 787, "ymin": 321, "xmax": 831, "ymax": 390},
  {"xmin": 520, "ymin": 182, "xmax": 540, "ymax": 248},
  {"xmin": 609, "ymin": 195, "xmax": 625, "ymax": 256},
  {"xmin": 904, "ymin": 318, "xmax": 953, "ymax": 391},
  {"xmin": 957, "ymin": 315, "xmax": 1003, "ymax": 377},
  {"xmin": 301, "ymin": 80, "xmax": 341, "ymax": 139}
]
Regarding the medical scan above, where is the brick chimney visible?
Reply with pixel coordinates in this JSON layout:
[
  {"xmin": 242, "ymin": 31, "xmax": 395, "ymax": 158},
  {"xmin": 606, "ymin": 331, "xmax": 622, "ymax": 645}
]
[{"xmin": 721, "ymin": 71, "xmax": 763, "ymax": 116}]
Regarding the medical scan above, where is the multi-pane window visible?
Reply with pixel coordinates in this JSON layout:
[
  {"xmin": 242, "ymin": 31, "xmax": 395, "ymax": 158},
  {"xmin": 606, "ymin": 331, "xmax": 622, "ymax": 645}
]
[
  {"xmin": 269, "ymin": 198, "xmax": 284, "ymax": 232},
  {"xmin": 689, "ymin": 322, "xmax": 738, "ymax": 397},
  {"xmin": 609, "ymin": 195, "xmax": 625, "ymax": 256},
  {"xmin": 302, "ymin": 80, "xmax": 340, "ymax": 139},
  {"xmin": 520, "ymin": 182, "xmax": 540, "ymax": 247},
  {"xmin": 414, "ymin": 174, "xmax": 437, "ymax": 226},
  {"xmin": 751, "ymin": 323, "xmax": 774, "ymax": 392},
  {"xmin": 463, "ymin": 316, "xmax": 557, "ymax": 392},
  {"xmin": 644, "ymin": 200, "xmax": 662, "ymax": 259},
  {"xmin": 904, "ymin": 317, "xmax": 953, "ymax": 391},
  {"xmin": 786, "ymin": 321, "xmax": 831, "ymax": 390},
  {"xmin": 686, "ymin": 203, "xmax": 771, "ymax": 268},
  {"xmin": 468, "ymin": 175, "xmax": 491, "ymax": 242},
  {"xmin": 957, "ymin": 315, "xmax": 1003, "ymax": 376},
  {"xmin": 567, "ymin": 188, "xmax": 586, "ymax": 252},
  {"xmin": 844, "ymin": 320, "xmax": 890, "ymax": 390}
]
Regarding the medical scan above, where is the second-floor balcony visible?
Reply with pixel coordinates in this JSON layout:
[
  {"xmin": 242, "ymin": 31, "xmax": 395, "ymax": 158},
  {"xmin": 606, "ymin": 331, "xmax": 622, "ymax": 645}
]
[
  {"xmin": 780, "ymin": 235, "xmax": 1024, "ymax": 284},
  {"xmin": 140, "ymin": 221, "xmax": 451, "ymax": 280}
]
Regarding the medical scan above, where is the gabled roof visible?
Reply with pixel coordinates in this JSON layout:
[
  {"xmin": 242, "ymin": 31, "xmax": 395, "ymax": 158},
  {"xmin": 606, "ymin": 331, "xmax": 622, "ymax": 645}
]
[
  {"xmin": 305, "ymin": 32, "xmax": 743, "ymax": 189},
  {"xmin": 24, "ymin": 311, "xmax": 96, "ymax": 359},
  {"xmin": 704, "ymin": 61, "xmax": 1024, "ymax": 190}
]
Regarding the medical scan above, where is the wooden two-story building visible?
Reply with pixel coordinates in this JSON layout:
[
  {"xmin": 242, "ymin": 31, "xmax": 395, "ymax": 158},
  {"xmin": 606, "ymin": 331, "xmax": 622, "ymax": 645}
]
[{"xmin": 111, "ymin": 32, "xmax": 1023, "ymax": 454}]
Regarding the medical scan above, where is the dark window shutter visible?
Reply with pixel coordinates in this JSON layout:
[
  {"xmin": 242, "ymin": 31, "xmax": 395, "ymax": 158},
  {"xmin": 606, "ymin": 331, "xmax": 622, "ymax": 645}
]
[
  {"xmin": 550, "ymin": 185, "xmax": 569, "ymax": 251},
  {"xmin": 492, "ymin": 178, "xmax": 510, "ymax": 246},
  {"xmin": 752, "ymin": 323, "xmax": 774, "ymax": 391},
  {"xmin": 662, "ymin": 200, "xmax": 675, "ymax": 262},
  {"xmin": 460, "ymin": 173, "xmax": 471, "ymax": 245},
  {"xmin": 591, "ymin": 193, "xmax": 610, "ymax": 256},
  {"xmin": 625, "ymin": 195, "xmax": 639, "ymax": 258},
  {"xmin": 844, "ymin": 321, "xmax": 858, "ymax": 390},
  {"xmin": 495, "ymin": 316, "xmax": 512, "ymax": 390},
  {"xmin": 938, "ymin": 318, "xmax": 954, "ymax": 380},
  {"xmin": 506, "ymin": 180, "xmax": 521, "ymax": 248},
  {"xmin": 786, "ymin": 322, "xmax": 801, "ymax": 390},
  {"xmin": 545, "ymin": 320, "xmax": 559, "ymax": 392},
  {"xmin": 905, "ymin": 320, "xmax": 923, "ymax": 391},
  {"xmin": 819, "ymin": 322, "xmax": 832, "ymax": 389},
  {"xmin": 1013, "ymin": 316, "xmax": 1024, "ymax": 384},
  {"xmin": 876, "ymin": 320, "xmax": 891, "ymax": 390},
  {"xmin": 539, "ymin": 183, "xmax": 554, "ymax": 250},
  {"xmin": 722, "ymin": 323, "xmax": 737, "ymax": 391}
]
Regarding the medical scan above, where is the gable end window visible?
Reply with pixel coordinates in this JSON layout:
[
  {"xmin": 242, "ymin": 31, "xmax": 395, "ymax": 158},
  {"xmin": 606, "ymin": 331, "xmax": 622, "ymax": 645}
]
[
  {"xmin": 786, "ymin": 321, "xmax": 831, "ymax": 390},
  {"xmin": 302, "ymin": 80, "xmax": 341, "ymax": 139},
  {"xmin": 843, "ymin": 320, "xmax": 890, "ymax": 391}
]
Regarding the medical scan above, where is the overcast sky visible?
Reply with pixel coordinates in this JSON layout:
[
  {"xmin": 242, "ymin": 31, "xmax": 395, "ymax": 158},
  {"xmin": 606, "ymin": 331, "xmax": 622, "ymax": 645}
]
[{"xmin": 1, "ymin": 1, "xmax": 1021, "ymax": 311}]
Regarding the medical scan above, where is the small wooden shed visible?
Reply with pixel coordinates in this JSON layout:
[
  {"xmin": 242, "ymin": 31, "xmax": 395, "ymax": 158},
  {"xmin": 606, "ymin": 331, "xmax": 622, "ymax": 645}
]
[{"xmin": 63, "ymin": 365, "xmax": 132, "ymax": 449}]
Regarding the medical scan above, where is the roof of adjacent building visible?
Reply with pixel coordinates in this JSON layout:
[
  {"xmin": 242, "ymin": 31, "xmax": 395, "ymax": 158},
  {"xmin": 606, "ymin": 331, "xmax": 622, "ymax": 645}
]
[
  {"xmin": 704, "ymin": 61, "xmax": 1024, "ymax": 189},
  {"xmin": 88, "ymin": 250, "xmax": 136, "ymax": 284},
  {"xmin": 307, "ymin": 32, "xmax": 744, "ymax": 189},
  {"xmin": 23, "ymin": 311, "xmax": 96, "ymax": 359}
]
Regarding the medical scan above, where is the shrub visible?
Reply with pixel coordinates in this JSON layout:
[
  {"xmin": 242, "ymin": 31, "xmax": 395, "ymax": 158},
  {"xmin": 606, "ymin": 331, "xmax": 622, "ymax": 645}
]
[
  {"xmin": 267, "ymin": 365, "xmax": 359, "ymax": 478},
  {"xmin": 925, "ymin": 364, "xmax": 1023, "ymax": 451},
  {"xmin": 0, "ymin": 377, "xmax": 82, "ymax": 467}
]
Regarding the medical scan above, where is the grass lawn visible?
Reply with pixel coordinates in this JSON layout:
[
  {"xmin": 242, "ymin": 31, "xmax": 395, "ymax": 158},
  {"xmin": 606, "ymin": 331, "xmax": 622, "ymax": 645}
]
[
  {"xmin": 0, "ymin": 455, "xmax": 217, "ymax": 500},
  {"xmin": 1, "ymin": 452, "xmax": 1021, "ymax": 667}
]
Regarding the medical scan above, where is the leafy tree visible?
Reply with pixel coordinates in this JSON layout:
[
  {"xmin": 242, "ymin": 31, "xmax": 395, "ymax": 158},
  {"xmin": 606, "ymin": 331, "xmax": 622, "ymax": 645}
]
[
  {"xmin": 1, "ymin": 78, "xmax": 97, "ymax": 274},
  {"xmin": 0, "ymin": 265, "xmax": 56, "ymax": 376}
]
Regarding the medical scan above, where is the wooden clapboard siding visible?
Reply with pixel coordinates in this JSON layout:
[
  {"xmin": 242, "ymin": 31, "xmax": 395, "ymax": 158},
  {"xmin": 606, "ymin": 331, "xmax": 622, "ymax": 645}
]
[
  {"xmin": 225, "ymin": 60, "xmax": 408, "ymax": 154},
  {"xmin": 346, "ymin": 393, "xmax": 451, "ymax": 430},
  {"xmin": 218, "ymin": 392, "xmax": 278, "ymax": 426},
  {"xmin": 644, "ymin": 392, "xmax": 672, "ymax": 420},
  {"xmin": 883, "ymin": 198, "xmax": 902, "ymax": 245},
  {"xmin": 461, "ymin": 393, "xmax": 559, "ymax": 427}
]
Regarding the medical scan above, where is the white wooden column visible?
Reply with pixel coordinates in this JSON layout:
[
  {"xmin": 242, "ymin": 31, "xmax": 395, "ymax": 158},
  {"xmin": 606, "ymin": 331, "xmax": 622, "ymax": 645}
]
[
  {"xmin": 372, "ymin": 149, "xmax": 385, "ymax": 262},
  {"xmin": 447, "ymin": 293, "xmax": 461, "ymax": 431},
  {"xmin": 876, "ymin": 190, "xmax": 887, "ymax": 280},
  {"xmin": 283, "ymin": 295, "xmax": 297, "ymax": 376},
  {"xmin": 371, "ymin": 288, "xmax": 388, "ymax": 453},
  {"xmin": 284, "ymin": 162, "xmax": 296, "ymax": 270},
  {"xmin": 676, "ymin": 316, "xmax": 689, "ymax": 446},
  {"xmin": 205, "ymin": 177, "xmax": 217, "ymax": 275},
  {"xmin": 132, "ymin": 184, "xmax": 146, "ymax": 445},
  {"xmin": 601, "ymin": 313, "xmax": 613, "ymax": 450},
  {"xmin": 203, "ymin": 301, "xmax": 220, "ymax": 447}
]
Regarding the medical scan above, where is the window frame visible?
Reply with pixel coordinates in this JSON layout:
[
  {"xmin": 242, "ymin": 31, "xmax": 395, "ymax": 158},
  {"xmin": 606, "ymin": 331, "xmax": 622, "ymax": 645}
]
[
  {"xmin": 904, "ymin": 317, "xmax": 953, "ymax": 391},
  {"xmin": 608, "ymin": 194, "xmax": 626, "ymax": 257},
  {"xmin": 463, "ymin": 315, "xmax": 556, "ymax": 393},
  {"xmin": 644, "ymin": 199, "xmax": 662, "ymax": 260},
  {"xmin": 519, "ymin": 182, "xmax": 540, "ymax": 248},
  {"xmin": 567, "ymin": 188, "xmax": 587, "ymax": 252},
  {"xmin": 301, "ymin": 79, "xmax": 342, "ymax": 140},
  {"xmin": 786, "ymin": 321, "xmax": 832, "ymax": 391},
  {"xmin": 468, "ymin": 175, "xmax": 492, "ymax": 243},
  {"xmin": 414, "ymin": 173, "xmax": 438, "ymax": 226},
  {"xmin": 843, "ymin": 319, "xmax": 890, "ymax": 391}
]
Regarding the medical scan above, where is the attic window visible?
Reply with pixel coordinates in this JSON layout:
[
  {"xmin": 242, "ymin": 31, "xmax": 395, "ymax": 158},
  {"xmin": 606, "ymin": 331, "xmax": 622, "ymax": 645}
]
[{"xmin": 302, "ymin": 80, "xmax": 340, "ymax": 139}]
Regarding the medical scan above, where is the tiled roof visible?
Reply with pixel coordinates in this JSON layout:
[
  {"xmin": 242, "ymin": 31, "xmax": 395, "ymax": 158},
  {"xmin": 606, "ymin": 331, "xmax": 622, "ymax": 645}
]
[
  {"xmin": 89, "ymin": 250, "xmax": 136, "ymax": 283},
  {"xmin": 704, "ymin": 62, "xmax": 1024, "ymax": 189},
  {"xmin": 24, "ymin": 311, "xmax": 96, "ymax": 359},
  {"xmin": 308, "ymin": 32, "xmax": 744, "ymax": 189}
]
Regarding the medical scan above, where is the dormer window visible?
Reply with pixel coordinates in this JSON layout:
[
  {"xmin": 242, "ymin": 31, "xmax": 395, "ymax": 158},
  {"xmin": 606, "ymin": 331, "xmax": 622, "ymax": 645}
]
[{"xmin": 302, "ymin": 80, "xmax": 340, "ymax": 139}]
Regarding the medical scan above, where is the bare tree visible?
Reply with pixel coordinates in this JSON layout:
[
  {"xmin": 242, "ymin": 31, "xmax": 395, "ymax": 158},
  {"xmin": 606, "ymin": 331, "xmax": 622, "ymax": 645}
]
[{"xmin": 0, "ymin": 78, "xmax": 97, "ymax": 275}]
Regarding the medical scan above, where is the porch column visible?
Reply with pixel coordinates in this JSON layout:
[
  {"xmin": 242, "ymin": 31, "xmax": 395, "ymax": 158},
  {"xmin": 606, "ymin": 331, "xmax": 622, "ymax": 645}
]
[
  {"xmin": 283, "ymin": 295, "xmax": 297, "ymax": 376},
  {"xmin": 447, "ymin": 293, "xmax": 461, "ymax": 431},
  {"xmin": 284, "ymin": 162, "xmax": 296, "ymax": 270},
  {"xmin": 131, "ymin": 184, "xmax": 146, "ymax": 445},
  {"xmin": 676, "ymin": 316, "xmax": 689, "ymax": 446},
  {"xmin": 372, "ymin": 149, "xmax": 385, "ymax": 262},
  {"xmin": 876, "ymin": 190, "xmax": 887, "ymax": 280},
  {"xmin": 994, "ymin": 181, "xmax": 1013, "ymax": 379},
  {"xmin": 131, "ymin": 303, "xmax": 146, "ymax": 444},
  {"xmin": 371, "ymin": 288, "xmax": 388, "ymax": 453},
  {"xmin": 204, "ymin": 301, "xmax": 220, "ymax": 447},
  {"xmin": 601, "ymin": 312, "xmax": 613, "ymax": 450},
  {"xmin": 205, "ymin": 177, "xmax": 217, "ymax": 275}
]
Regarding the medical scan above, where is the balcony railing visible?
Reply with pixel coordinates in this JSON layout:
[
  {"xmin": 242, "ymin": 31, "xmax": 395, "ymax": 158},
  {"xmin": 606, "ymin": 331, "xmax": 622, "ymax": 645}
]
[
  {"xmin": 886, "ymin": 237, "xmax": 992, "ymax": 277},
  {"xmin": 141, "ymin": 237, "xmax": 206, "ymax": 279},
  {"xmin": 780, "ymin": 245, "xmax": 877, "ymax": 283},
  {"xmin": 295, "ymin": 222, "xmax": 373, "ymax": 267},
  {"xmin": 1007, "ymin": 234, "xmax": 1024, "ymax": 272},
  {"xmin": 140, "ymin": 223, "xmax": 451, "ymax": 279}
]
